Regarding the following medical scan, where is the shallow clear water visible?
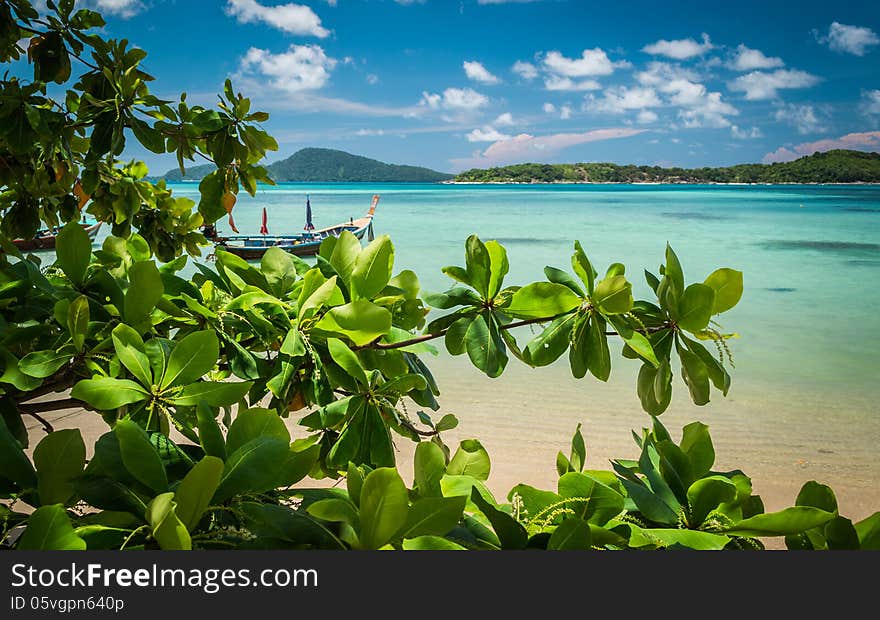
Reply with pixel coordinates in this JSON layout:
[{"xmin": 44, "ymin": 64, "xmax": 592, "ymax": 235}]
[{"xmin": 132, "ymin": 182, "xmax": 880, "ymax": 513}]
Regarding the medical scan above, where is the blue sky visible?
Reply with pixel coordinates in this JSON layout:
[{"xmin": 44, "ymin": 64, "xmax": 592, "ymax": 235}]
[{"xmin": 28, "ymin": 0, "xmax": 880, "ymax": 173}]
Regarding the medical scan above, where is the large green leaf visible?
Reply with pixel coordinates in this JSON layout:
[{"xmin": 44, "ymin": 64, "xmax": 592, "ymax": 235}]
[
  {"xmin": 465, "ymin": 235, "xmax": 491, "ymax": 298},
  {"xmin": 196, "ymin": 403, "xmax": 226, "ymax": 460},
  {"xmin": 855, "ymin": 512, "xmax": 880, "ymax": 550},
  {"xmin": 239, "ymin": 502, "xmax": 345, "ymax": 549},
  {"xmin": 0, "ymin": 414, "xmax": 37, "ymax": 489},
  {"xmin": 351, "ymin": 234, "xmax": 394, "ymax": 300},
  {"xmin": 678, "ymin": 342, "xmax": 711, "ymax": 406},
  {"xmin": 484, "ymin": 240, "xmax": 509, "ymax": 299},
  {"xmin": 358, "ymin": 467, "xmax": 410, "ymax": 549},
  {"xmin": 469, "ymin": 486, "xmax": 528, "ymax": 550},
  {"xmin": 557, "ymin": 472, "xmax": 626, "ymax": 525},
  {"xmin": 114, "ymin": 419, "xmax": 168, "ymax": 493},
  {"xmin": 167, "ymin": 380, "xmax": 253, "ymax": 407},
  {"xmin": 703, "ymin": 268, "xmax": 743, "ymax": 315},
  {"xmin": 34, "ymin": 429, "xmax": 86, "ymax": 506},
  {"xmin": 414, "ymin": 441, "xmax": 446, "ymax": 497},
  {"xmin": 628, "ymin": 526, "xmax": 729, "ymax": 550},
  {"xmin": 524, "ymin": 315, "xmax": 575, "ymax": 367},
  {"xmin": 55, "ymin": 221, "xmax": 91, "ymax": 286},
  {"xmin": 463, "ymin": 312, "xmax": 507, "ymax": 378},
  {"xmin": 314, "ymin": 301, "xmax": 392, "ymax": 346},
  {"xmin": 67, "ymin": 295, "xmax": 89, "ymax": 353},
  {"xmin": 112, "ymin": 324, "xmax": 152, "ymax": 386},
  {"xmin": 572, "ymin": 241, "xmax": 597, "ymax": 294},
  {"xmin": 722, "ymin": 507, "xmax": 836, "ymax": 537},
  {"xmin": 225, "ymin": 407, "xmax": 290, "ymax": 456},
  {"xmin": 70, "ymin": 377, "xmax": 148, "ymax": 410},
  {"xmin": 328, "ymin": 230, "xmax": 362, "ymax": 287},
  {"xmin": 593, "ymin": 276, "xmax": 633, "ymax": 315},
  {"xmin": 212, "ymin": 437, "xmax": 291, "ymax": 503},
  {"xmin": 17, "ymin": 505, "xmax": 86, "ymax": 550},
  {"xmin": 548, "ymin": 518, "xmax": 592, "ymax": 550},
  {"xmin": 124, "ymin": 261, "xmax": 164, "ymax": 325},
  {"xmin": 399, "ymin": 496, "xmax": 467, "ymax": 539},
  {"xmin": 327, "ymin": 338, "xmax": 368, "ymax": 386},
  {"xmin": 677, "ymin": 283, "xmax": 715, "ymax": 333},
  {"xmin": 18, "ymin": 349, "xmax": 73, "ymax": 378},
  {"xmin": 174, "ymin": 456, "xmax": 224, "ymax": 531},
  {"xmin": 680, "ymin": 421, "xmax": 715, "ymax": 478},
  {"xmin": 160, "ymin": 330, "xmax": 220, "ymax": 389},
  {"xmin": 402, "ymin": 536, "xmax": 467, "ymax": 550},
  {"xmin": 261, "ymin": 246, "xmax": 299, "ymax": 297},
  {"xmin": 146, "ymin": 492, "xmax": 191, "ymax": 550},
  {"xmin": 446, "ymin": 439, "xmax": 491, "ymax": 481},
  {"xmin": 686, "ymin": 476, "xmax": 738, "ymax": 527},
  {"xmin": 505, "ymin": 282, "xmax": 581, "ymax": 319}
]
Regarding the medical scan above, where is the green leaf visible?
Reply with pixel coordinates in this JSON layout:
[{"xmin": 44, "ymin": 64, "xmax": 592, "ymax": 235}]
[
  {"xmin": 505, "ymin": 282, "xmax": 581, "ymax": 319},
  {"xmin": 543, "ymin": 265, "xmax": 585, "ymax": 297},
  {"xmin": 592, "ymin": 276, "xmax": 633, "ymax": 315},
  {"xmin": 261, "ymin": 247, "xmax": 300, "ymax": 296},
  {"xmin": 794, "ymin": 480, "xmax": 838, "ymax": 513},
  {"xmin": 557, "ymin": 472, "xmax": 626, "ymax": 525},
  {"xmin": 677, "ymin": 341, "xmax": 710, "ymax": 406},
  {"xmin": 855, "ymin": 512, "xmax": 880, "ymax": 550},
  {"xmin": 677, "ymin": 283, "xmax": 715, "ymax": 333},
  {"xmin": 351, "ymin": 234, "xmax": 394, "ymax": 300},
  {"xmin": 400, "ymin": 496, "xmax": 467, "ymax": 539},
  {"xmin": 307, "ymin": 498, "xmax": 360, "ymax": 527},
  {"xmin": 414, "ymin": 441, "xmax": 447, "ymax": 497},
  {"xmin": 523, "ymin": 315, "xmax": 574, "ymax": 367},
  {"xmin": 314, "ymin": 301, "xmax": 392, "ymax": 346},
  {"xmin": 548, "ymin": 518, "xmax": 592, "ymax": 550},
  {"xmin": 680, "ymin": 422, "xmax": 715, "ymax": 478},
  {"xmin": 686, "ymin": 476, "xmax": 738, "ymax": 527},
  {"xmin": 226, "ymin": 407, "xmax": 290, "ymax": 456},
  {"xmin": 327, "ymin": 338, "xmax": 368, "ymax": 386},
  {"xmin": 67, "ymin": 295, "xmax": 89, "ymax": 353},
  {"xmin": 664, "ymin": 244, "xmax": 684, "ymax": 298},
  {"xmin": 464, "ymin": 313, "xmax": 507, "ymax": 378},
  {"xmin": 112, "ymin": 324, "xmax": 152, "ymax": 387},
  {"xmin": 124, "ymin": 261, "xmax": 164, "ymax": 325},
  {"xmin": 723, "ymin": 507, "xmax": 837, "ymax": 537},
  {"xmin": 34, "ymin": 429, "xmax": 86, "ymax": 506},
  {"xmin": 55, "ymin": 221, "xmax": 92, "ymax": 286},
  {"xmin": 484, "ymin": 240, "xmax": 509, "ymax": 299},
  {"xmin": 358, "ymin": 467, "xmax": 410, "ymax": 549},
  {"xmin": 447, "ymin": 439, "xmax": 491, "ymax": 481},
  {"xmin": 239, "ymin": 502, "xmax": 345, "ymax": 549},
  {"xmin": 328, "ymin": 230, "xmax": 362, "ymax": 287},
  {"xmin": 70, "ymin": 377, "xmax": 148, "ymax": 410},
  {"xmin": 703, "ymin": 268, "xmax": 743, "ymax": 315},
  {"xmin": 628, "ymin": 526, "xmax": 729, "ymax": 550},
  {"xmin": 465, "ymin": 235, "xmax": 491, "ymax": 298},
  {"xmin": 18, "ymin": 505, "xmax": 86, "ymax": 550},
  {"xmin": 146, "ymin": 492, "xmax": 191, "ymax": 550},
  {"xmin": 572, "ymin": 241, "xmax": 597, "ymax": 294},
  {"xmin": 196, "ymin": 403, "xmax": 226, "ymax": 460},
  {"xmin": 0, "ymin": 414, "xmax": 37, "ymax": 489},
  {"xmin": 212, "ymin": 437, "xmax": 291, "ymax": 503},
  {"xmin": 114, "ymin": 419, "xmax": 168, "ymax": 493},
  {"xmin": 469, "ymin": 486, "xmax": 528, "ymax": 550},
  {"xmin": 402, "ymin": 536, "xmax": 467, "ymax": 550},
  {"xmin": 0, "ymin": 349, "xmax": 42, "ymax": 391},
  {"xmin": 18, "ymin": 349, "xmax": 73, "ymax": 378},
  {"xmin": 160, "ymin": 330, "xmax": 220, "ymax": 389},
  {"xmin": 587, "ymin": 315, "xmax": 611, "ymax": 381},
  {"xmin": 174, "ymin": 456, "xmax": 224, "ymax": 531},
  {"xmin": 168, "ymin": 380, "xmax": 253, "ymax": 407}
]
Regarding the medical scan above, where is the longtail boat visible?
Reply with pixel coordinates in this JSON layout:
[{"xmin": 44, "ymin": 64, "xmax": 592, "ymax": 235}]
[
  {"xmin": 211, "ymin": 195, "xmax": 379, "ymax": 260},
  {"xmin": 10, "ymin": 220, "xmax": 102, "ymax": 252}
]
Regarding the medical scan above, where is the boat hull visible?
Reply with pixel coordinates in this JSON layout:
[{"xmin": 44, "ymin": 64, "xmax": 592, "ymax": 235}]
[
  {"xmin": 217, "ymin": 225, "xmax": 369, "ymax": 260},
  {"xmin": 11, "ymin": 222, "xmax": 102, "ymax": 252}
]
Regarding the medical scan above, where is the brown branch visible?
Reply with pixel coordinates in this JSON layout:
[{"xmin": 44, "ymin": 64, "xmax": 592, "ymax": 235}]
[{"xmin": 19, "ymin": 397, "xmax": 81, "ymax": 415}]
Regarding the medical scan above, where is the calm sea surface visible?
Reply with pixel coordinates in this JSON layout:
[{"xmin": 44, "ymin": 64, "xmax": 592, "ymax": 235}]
[{"xmin": 151, "ymin": 183, "xmax": 880, "ymax": 512}]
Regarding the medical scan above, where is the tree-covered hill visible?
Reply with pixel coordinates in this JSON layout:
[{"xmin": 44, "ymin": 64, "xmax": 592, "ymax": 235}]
[
  {"xmin": 452, "ymin": 150, "xmax": 880, "ymax": 184},
  {"xmin": 158, "ymin": 148, "xmax": 454, "ymax": 182}
]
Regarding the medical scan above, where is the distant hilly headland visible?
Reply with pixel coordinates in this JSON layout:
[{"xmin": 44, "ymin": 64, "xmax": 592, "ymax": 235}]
[
  {"xmin": 159, "ymin": 148, "xmax": 454, "ymax": 183},
  {"xmin": 452, "ymin": 150, "xmax": 880, "ymax": 185}
]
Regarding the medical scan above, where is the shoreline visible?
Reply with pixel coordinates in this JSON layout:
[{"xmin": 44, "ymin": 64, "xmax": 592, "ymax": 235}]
[{"xmin": 440, "ymin": 180, "xmax": 880, "ymax": 186}]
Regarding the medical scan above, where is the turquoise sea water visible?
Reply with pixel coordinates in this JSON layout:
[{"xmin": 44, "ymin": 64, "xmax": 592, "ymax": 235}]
[{"xmin": 160, "ymin": 182, "xmax": 880, "ymax": 514}]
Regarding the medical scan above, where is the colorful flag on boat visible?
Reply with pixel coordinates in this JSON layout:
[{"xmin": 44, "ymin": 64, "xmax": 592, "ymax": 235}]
[
  {"xmin": 260, "ymin": 207, "xmax": 268, "ymax": 235},
  {"xmin": 305, "ymin": 195, "xmax": 315, "ymax": 231}
]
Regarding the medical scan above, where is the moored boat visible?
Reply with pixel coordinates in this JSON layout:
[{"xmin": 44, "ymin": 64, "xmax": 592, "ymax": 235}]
[
  {"xmin": 211, "ymin": 195, "xmax": 379, "ymax": 260},
  {"xmin": 10, "ymin": 220, "xmax": 102, "ymax": 252}
]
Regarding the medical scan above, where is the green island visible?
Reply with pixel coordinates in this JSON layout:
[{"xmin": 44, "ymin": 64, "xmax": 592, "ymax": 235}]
[
  {"xmin": 1, "ymin": 1, "xmax": 878, "ymax": 555},
  {"xmin": 453, "ymin": 149, "xmax": 880, "ymax": 184},
  {"xmin": 158, "ymin": 147, "xmax": 454, "ymax": 183}
]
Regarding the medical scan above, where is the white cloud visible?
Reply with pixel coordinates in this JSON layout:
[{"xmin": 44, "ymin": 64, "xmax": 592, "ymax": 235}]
[
  {"xmin": 763, "ymin": 131, "xmax": 880, "ymax": 163},
  {"xmin": 590, "ymin": 86, "xmax": 662, "ymax": 114},
  {"xmin": 730, "ymin": 125, "xmax": 763, "ymax": 139},
  {"xmin": 642, "ymin": 33, "xmax": 713, "ymax": 60},
  {"xmin": 420, "ymin": 87, "xmax": 489, "ymax": 111},
  {"xmin": 512, "ymin": 60, "xmax": 539, "ymax": 80},
  {"xmin": 728, "ymin": 69, "xmax": 820, "ymax": 100},
  {"xmin": 452, "ymin": 128, "xmax": 646, "ymax": 168},
  {"xmin": 544, "ymin": 75, "xmax": 601, "ymax": 91},
  {"xmin": 225, "ymin": 0, "xmax": 329, "ymax": 37},
  {"xmin": 366, "ymin": 73, "xmax": 379, "ymax": 85},
  {"xmin": 635, "ymin": 62, "xmax": 700, "ymax": 87},
  {"xmin": 542, "ymin": 102, "xmax": 556, "ymax": 114},
  {"xmin": 395, "ymin": 0, "xmax": 426, "ymax": 4},
  {"xmin": 637, "ymin": 110, "xmax": 658, "ymax": 124},
  {"xmin": 494, "ymin": 112, "xmax": 515, "ymax": 126},
  {"xmin": 237, "ymin": 44, "xmax": 336, "ymax": 92},
  {"xmin": 477, "ymin": 0, "xmax": 542, "ymax": 3},
  {"xmin": 774, "ymin": 103, "xmax": 827, "ymax": 135},
  {"xmin": 88, "ymin": 0, "xmax": 143, "ymax": 17},
  {"xmin": 542, "ymin": 49, "xmax": 630, "ymax": 77},
  {"xmin": 464, "ymin": 61, "xmax": 501, "ymax": 85},
  {"xmin": 818, "ymin": 22, "xmax": 879, "ymax": 56},
  {"xmin": 355, "ymin": 129, "xmax": 385, "ymax": 136},
  {"xmin": 729, "ymin": 44, "xmax": 784, "ymax": 71},
  {"xmin": 467, "ymin": 127, "xmax": 513, "ymax": 142},
  {"xmin": 560, "ymin": 105, "xmax": 572, "ymax": 120},
  {"xmin": 861, "ymin": 89, "xmax": 880, "ymax": 116}
]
